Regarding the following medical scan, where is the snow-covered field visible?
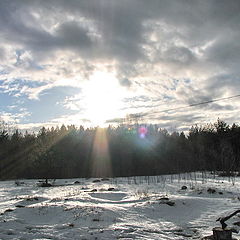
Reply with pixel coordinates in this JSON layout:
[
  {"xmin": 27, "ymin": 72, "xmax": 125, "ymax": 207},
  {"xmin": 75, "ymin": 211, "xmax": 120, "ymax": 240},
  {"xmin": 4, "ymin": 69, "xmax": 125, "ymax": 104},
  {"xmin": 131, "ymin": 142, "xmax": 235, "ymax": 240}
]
[{"xmin": 1, "ymin": 173, "xmax": 240, "ymax": 240}]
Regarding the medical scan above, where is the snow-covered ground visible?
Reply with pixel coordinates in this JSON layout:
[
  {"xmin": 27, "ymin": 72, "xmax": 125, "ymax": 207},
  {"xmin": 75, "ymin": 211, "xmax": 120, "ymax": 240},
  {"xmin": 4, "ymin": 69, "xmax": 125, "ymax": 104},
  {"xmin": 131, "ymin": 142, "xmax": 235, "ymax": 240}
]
[{"xmin": 1, "ymin": 172, "xmax": 240, "ymax": 240}]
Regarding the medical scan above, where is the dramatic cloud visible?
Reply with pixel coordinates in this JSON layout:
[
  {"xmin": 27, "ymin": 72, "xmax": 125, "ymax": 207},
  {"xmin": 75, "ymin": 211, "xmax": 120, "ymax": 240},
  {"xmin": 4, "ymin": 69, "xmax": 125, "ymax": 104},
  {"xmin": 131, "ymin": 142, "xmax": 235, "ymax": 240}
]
[{"xmin": 0, "ymin": 0, "xmax": 240, "ymax": 130}]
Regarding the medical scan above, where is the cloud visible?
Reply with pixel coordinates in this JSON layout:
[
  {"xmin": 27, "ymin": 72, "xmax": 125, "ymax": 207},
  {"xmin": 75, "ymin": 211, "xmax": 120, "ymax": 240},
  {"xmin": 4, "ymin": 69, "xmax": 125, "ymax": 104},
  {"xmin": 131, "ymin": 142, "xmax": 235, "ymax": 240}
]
[
  {"xmin": 106, "ymin": 112, "xmax": 148, "ymax": 125},
  {"xmin": 0, "ymin": 48, "xmax": 6, "ymax": 60},
  {"xmin": 119, "ymin": 78, "xmax": 132, "ymax": 87},
  {"xmin": 1, "ymin": 0, "xmax": 240, "ymax": 130},
  {"xmin": 0, "ymin": 110, "xmax": 30, "ymax": 124},
  {"xmin": 56, "ymin": 21, "xmax": 92, "ymax": 49}
]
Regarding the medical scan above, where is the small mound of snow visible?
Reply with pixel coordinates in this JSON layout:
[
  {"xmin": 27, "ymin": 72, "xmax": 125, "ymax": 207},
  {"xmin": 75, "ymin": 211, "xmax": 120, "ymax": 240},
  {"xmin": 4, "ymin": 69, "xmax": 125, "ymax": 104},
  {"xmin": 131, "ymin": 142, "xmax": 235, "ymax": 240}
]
[{"xmin": 89, "ymin": 192, "xmax": 127, "ymax": 201}]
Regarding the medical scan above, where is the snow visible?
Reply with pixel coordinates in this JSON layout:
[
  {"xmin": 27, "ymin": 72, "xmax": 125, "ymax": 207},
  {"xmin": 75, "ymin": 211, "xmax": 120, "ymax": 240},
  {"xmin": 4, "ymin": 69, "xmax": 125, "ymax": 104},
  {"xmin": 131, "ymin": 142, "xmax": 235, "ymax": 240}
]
[{"xmin": 0, "ymin": 173, "xmax": 240, "ymax": 239}]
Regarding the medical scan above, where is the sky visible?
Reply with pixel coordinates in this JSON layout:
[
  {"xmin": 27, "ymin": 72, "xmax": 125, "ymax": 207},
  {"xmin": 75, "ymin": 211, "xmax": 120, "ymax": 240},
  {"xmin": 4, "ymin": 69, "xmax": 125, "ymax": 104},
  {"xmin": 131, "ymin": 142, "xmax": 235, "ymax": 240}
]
[{"xmin": 0, "ymin": 0, "xmax": 240, "ymax": 132}]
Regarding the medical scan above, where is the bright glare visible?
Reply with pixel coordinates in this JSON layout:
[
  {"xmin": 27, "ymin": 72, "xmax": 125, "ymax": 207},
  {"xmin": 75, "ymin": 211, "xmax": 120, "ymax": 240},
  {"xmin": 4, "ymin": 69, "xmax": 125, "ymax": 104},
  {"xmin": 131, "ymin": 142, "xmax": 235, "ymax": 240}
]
[{"xmin": 83, "ymin": 71, "xmax": 125, "ymax": 126}]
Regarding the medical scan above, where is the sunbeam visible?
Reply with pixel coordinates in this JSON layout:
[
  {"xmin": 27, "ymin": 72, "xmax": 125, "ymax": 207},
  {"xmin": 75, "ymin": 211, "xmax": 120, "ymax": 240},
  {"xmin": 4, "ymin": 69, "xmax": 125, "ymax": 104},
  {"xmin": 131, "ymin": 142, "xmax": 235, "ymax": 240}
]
[{"xmin": 90, "ymin": 128, "xmax": 112, "ymax": 177}]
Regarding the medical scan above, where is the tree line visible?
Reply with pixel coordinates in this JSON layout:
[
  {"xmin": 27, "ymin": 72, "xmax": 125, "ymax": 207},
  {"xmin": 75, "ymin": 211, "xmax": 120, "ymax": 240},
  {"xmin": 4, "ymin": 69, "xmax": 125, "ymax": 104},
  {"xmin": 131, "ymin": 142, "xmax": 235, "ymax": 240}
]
[{"xmin": 0, "ymin": 119, "xmax": 240, "ymax": 180}]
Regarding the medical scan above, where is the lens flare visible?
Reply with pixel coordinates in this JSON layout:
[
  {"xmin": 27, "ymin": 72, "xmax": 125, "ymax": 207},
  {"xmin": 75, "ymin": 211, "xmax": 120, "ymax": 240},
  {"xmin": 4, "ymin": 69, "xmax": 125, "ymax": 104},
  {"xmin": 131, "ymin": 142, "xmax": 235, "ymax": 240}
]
[{"xmin": 138, "ymin": 126, "xmax": 148, "ymax": 138}]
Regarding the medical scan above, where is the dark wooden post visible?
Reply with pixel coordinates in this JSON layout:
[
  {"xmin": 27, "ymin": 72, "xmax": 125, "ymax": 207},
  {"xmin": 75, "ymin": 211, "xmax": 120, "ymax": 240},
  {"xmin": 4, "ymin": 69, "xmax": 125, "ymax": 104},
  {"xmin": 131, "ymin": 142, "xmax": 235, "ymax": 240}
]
[{"xmin": 212, "ymin": 227, "xmax": 232, "ymax": 240}]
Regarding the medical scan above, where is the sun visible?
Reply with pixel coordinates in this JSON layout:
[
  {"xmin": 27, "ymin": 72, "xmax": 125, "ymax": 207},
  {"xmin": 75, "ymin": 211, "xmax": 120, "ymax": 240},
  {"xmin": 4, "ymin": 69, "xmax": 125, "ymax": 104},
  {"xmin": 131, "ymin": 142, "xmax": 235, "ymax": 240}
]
[{"xmin": 82, "ymin": 71, "xmax": 125, "ymax": 126}]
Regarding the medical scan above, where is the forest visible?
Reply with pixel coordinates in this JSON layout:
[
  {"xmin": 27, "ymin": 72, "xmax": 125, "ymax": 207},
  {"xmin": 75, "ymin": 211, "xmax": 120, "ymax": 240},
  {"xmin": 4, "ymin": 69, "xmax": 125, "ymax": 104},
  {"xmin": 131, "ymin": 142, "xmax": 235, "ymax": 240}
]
[{"xmin": 0, "ymin": 119, "xmax": 240, "ymax": 180}]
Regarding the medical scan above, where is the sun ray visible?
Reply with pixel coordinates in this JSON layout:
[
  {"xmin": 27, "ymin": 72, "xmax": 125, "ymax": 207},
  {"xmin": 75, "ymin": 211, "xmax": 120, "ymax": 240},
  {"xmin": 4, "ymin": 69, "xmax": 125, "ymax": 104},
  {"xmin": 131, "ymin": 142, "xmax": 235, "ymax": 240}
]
[{"xmin": 90, "ymin": 128, "xmax": 112, "ymax": 177}]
